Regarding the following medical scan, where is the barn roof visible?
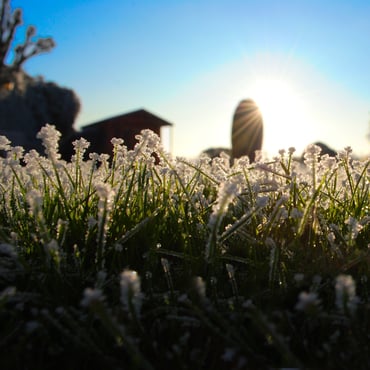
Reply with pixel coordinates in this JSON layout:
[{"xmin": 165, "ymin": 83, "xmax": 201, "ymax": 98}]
[{"xmin": 81, "ymin": 109, "xmax": 173, "ymax": 130}]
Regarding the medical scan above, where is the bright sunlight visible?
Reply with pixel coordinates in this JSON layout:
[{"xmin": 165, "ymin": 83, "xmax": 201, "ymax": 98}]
[{"xmin": 250, "ymin": 78, "xmax": 313, "ymax": 156}]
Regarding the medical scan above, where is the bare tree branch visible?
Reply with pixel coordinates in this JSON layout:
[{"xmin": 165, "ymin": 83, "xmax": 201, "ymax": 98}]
[
  {"xmin": 0, "ymin": 0, "xmax": 22, "ymax": 67},
  {"xmin": 13, "ymin": 28, "xmax": 55, "ymax": 69},
  {"xmin": 0, "ymin": 0, "xmax": 55, "ymax": 70}
]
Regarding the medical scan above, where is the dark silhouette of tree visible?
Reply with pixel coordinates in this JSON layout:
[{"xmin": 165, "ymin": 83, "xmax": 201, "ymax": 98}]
[
  {"xmin": 231, "ymin": 99, "xmax": 263, "ymax": 163},
  {"xmin": 0, "ymin": 0, "xmax": 80, "ymax": 154},
  {"xmin": 0, "ymin": 0, "xmax": 55, "ymax": 70}
]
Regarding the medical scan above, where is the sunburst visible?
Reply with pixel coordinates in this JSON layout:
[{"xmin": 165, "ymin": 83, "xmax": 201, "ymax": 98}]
[{"xmin": 250, "ymin": 78, "xmax": 310, "ymax": 155}]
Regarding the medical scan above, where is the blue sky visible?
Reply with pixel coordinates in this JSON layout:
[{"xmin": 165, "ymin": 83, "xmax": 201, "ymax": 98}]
[{"xmin": 11, "ymin": 0, "xmax": 370, "ymax": 158}]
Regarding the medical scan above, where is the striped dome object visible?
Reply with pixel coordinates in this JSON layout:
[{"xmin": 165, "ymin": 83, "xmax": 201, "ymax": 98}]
[{"xmin": 231, "ymin": 99, "xmax": 263, "ymax": 163}]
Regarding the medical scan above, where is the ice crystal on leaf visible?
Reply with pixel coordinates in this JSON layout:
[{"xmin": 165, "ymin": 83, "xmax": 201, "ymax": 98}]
[
  {"xmin": 345, "ymin": 216, "xmax": 363, "ymax": 240},
  {"xmin": 36, "ymin": 124, "xmax": 62, "ymax": 161},
  {"xmin": 81, "ymin": 287, "xmax": 105, "ymax": 307},
  {"xmin": 335, "ymin": 274, "xmax": 359, "ymax": 315},
  {"xmin": 0, "ymin": 135, "xmax": 11, "ymax": 151},
  {"xmin": 120, "ymin": 269, "xmax": 143, "ymax": 316},
  {"xmin": 303, "ymin": 143, "xmax": 322, "ymax": 168},
  {"xmin": 295, "ymin": 291, "xmax": 321, "ymax": 312}
]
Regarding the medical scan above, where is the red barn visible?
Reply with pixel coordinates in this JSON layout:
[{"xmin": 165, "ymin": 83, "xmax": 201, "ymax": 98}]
[{"xmin": 78, "ymin": 109, "xmax": 173, "ymax": 155}]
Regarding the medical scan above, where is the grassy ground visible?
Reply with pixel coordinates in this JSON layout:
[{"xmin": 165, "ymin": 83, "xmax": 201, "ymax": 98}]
[{"xmin": 0, "ymin": 125, "xmax": 369, "ymax": 369}]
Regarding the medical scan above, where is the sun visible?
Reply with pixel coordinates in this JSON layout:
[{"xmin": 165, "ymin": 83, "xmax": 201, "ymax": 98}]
[
  {"xmin": 252, "ymin": 79, "xmax": 303, "ymax": 120},
  {"xmin": 250, "ymin": 78, "xmax": 311, "ymax": 156}
]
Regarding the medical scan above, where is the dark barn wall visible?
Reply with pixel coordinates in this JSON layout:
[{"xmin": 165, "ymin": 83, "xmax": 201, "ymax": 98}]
[{"xmin": 61, "ymin": 109, "xmax": 171, "ymax": 160}]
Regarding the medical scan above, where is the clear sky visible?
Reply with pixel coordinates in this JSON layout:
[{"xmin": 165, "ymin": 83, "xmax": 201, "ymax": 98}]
[{"xmin": 12, "ymin": 0, "xmax": 370, "ymax": 158}]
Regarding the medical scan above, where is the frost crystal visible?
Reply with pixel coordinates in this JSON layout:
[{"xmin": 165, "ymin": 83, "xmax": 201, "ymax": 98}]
[
  {"xmin": 72, "ymin": 137, "xmax": 90, "ymax": 151},
  {"xmin": 345, "ymin": 216, "xmax": 363, "ymax": 240},
  {"xmin": 294, "ymin": 273, "xmax": 305, "ymax": 283},
  {"xmin": 120, "ymin": 269, "xmax": 143, "ymax": 316},
  {"xmin": 303, "ymin": 143, "xmax": 321, "ymax": 167},
  {"xmin": 193, "ymin": 276, "xmax": 206, "ymax": 301},
  {"xmin": 36, "ymin": 124, "xmax": 62, "ymax": 161},
  {"xmin": 80, "ymin": 287, "xmax": 105, "ymax": 307},
  {"xmin": 335, "ymin": 274, "xmax": 359, "ymax": 314},
  {"xmin": 208, "ymin": 179, "xmax": 239, "ymax": 227},
  {"xmin": 0, "ymin": 286, "xmax": 16, "ymax": 300},
  {"xmin": 0, "ymin": 135, "xmax": 11, "ymax": 151},
  {"xmin": 111, "ymin": 137, "xmax": 124, "ymax": 146},
  {"xmin": 295, "ymin": 291, "xmax": 321, "ymax": 312}
]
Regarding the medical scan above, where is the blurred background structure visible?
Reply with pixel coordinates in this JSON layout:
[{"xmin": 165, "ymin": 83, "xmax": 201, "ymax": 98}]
[
  {"xmin": 231, "ymin": 99, "xmax": 263, "ymax": 162},
  {"xmin": 61, "ymin": 109, "xmax": 173, "ymax": 160}
]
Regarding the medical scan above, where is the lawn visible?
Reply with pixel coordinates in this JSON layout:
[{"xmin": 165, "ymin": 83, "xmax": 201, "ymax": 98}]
[{"xmin": 0, "ymin": 125, "xmax": 369, "ymax": 369}]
